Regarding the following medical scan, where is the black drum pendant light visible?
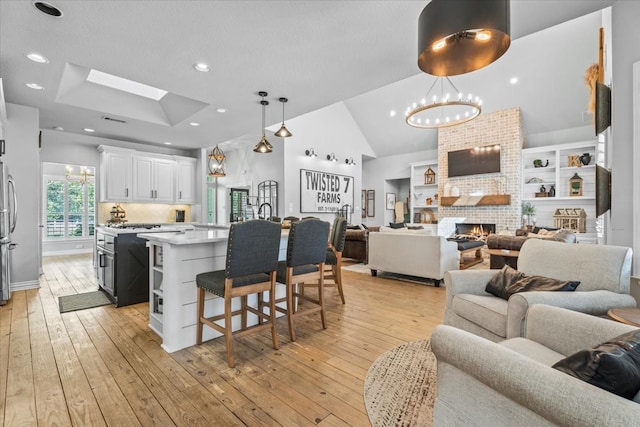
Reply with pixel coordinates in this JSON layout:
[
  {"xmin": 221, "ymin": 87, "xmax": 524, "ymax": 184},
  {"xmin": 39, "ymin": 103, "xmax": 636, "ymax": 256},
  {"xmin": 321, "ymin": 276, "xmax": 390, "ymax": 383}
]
[
  {"xmin": 418, "ymin": 0, "xmax": 510, "ymax": 76},
  {"xmin": 253, "ymin": 91, "xmax": 273, "ymax": 153}
]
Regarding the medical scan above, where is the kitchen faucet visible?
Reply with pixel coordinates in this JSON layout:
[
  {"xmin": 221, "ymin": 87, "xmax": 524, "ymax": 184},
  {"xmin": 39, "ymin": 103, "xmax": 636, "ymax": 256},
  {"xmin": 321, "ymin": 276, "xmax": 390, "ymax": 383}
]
[{"xmin": 258, "ymin": 202, "xmax": 272, "ymax": 220}]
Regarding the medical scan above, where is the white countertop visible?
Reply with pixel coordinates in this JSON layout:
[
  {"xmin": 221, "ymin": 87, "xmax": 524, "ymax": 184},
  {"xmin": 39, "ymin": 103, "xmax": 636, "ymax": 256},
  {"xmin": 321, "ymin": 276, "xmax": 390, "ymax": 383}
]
[
  {"xmin": 137, "ymin": 229, "xmax": 230, "ymax": 245},
  {"xmin": 138, "ymin": 228, "xmax": 291, "ymax": 245},
  {"xmin": 97, "ymin": 224, "xmax": 195, "ymax": 236}
]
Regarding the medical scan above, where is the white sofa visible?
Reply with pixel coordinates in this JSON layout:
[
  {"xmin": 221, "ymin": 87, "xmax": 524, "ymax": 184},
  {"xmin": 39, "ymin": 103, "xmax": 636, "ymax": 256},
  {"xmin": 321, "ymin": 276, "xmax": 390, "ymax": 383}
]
[
  {"xmin": 432, "ymin": 305, "xmax": 640, "ymax": 426},
  {"xmin": 368, "ymin": 228, "xmax": 459, "ymax": 285}
]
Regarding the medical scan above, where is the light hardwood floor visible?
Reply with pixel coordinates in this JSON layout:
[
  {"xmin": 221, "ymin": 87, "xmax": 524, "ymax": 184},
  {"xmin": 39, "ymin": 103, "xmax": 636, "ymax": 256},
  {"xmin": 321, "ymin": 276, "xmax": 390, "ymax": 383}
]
[{"xmin": 0, "ymin": 254, "xmax": 446, "ymax": 426}]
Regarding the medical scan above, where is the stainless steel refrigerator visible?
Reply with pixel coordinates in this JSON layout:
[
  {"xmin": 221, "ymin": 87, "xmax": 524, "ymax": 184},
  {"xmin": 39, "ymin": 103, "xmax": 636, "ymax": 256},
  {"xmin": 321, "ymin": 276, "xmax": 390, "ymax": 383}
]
[{"xmin": 0, "ymin": 140, "xmax": 18, "ymax": 304}]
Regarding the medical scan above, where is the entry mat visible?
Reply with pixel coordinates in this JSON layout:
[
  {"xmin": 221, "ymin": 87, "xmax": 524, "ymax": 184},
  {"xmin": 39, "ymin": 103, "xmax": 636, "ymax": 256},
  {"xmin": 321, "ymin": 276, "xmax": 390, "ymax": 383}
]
[{"xmin": 59, "ymin": 290, "xmax": 112, "ymax": 313}]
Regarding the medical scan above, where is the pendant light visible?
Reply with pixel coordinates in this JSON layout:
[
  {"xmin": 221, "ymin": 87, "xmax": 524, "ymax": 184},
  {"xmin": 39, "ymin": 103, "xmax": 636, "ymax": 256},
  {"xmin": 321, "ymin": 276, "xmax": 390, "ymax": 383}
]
[
  {"xmin": 254, "ymin": 91, "xmax": 273, "ymax": 153},
  {"xmin": 274, "ymin": 97, "xmax": 292, "ymax": 138},
  {"xmin": 208, "ymin": 145, "xmax": 226, "ymax": 177},
  {"xmin": 405, "ymin": 76, "xmax": 481, "ymax": 128},
  {"xmin": 417, "ymin": 0, "xmax": 510, "ymax": 76}
]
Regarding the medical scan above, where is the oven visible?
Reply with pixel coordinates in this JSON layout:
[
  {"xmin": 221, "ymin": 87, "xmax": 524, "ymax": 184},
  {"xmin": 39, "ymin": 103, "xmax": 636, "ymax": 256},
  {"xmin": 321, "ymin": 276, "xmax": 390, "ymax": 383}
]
[{"xmin": 96, "ymin": 230, "xmax": 115, "ymax": 297}]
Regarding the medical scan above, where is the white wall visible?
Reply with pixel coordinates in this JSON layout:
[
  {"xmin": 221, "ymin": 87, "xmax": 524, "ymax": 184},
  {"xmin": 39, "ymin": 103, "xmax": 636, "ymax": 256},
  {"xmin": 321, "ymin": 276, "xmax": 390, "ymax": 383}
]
[
  {"xmin": 362, "ymin": 149, "xmax": 438, "ymax": 226},
  {"xmin": 611, "ymin": 0, "xmax": 640, "ymax": 274},
  {"xmin": 282, "ymin": 102, "xmax": 373, "ymax": 224},
  {"xmin": 211, "ymin": 138, "xmax": 286, "ymax": 225},
  {"xmin": 3, "ymin": 103, "xmax": 40, "ymax": 289}
]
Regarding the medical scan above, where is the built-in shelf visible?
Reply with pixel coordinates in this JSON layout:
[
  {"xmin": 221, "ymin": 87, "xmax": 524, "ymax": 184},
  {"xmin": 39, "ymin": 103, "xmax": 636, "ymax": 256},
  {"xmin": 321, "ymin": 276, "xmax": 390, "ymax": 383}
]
[
  {"xmin": 523, "ymin": 196, "xmax": 595, "ymax": 201},
  {"xmin": 440, "ymin": 194, "xmax": 511, "ymax": 207},
  {"xmin": 410, "ymin": 160, "xmax": 439, "ymax": 224}
]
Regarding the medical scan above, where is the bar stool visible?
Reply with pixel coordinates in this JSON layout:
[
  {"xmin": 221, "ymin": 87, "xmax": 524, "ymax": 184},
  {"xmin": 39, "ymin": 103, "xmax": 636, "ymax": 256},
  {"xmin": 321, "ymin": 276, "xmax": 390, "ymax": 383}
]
[
  {"xmin": 195, "ymin": 220, "xmax": 281, "ymax": 368},
  {"xmin": 274, "ymin": 218, "xmax": 330, "ymax": 342},
  {"xmin": 324, "ymin": 216, "xmax": 347, "ymax": 304}
]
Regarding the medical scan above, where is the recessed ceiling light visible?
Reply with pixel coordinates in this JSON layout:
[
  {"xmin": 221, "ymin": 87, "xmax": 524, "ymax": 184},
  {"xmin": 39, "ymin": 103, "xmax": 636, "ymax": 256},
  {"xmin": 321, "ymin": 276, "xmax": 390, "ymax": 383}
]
[
  {"xmin": 389, "ymin": 110, "xmax": 396, "ymax": 117},
  {"xmin": 87, "ymin": 69, "xmax": 168, "ymax": 100},
  {"xmin": 26, "ymin": 53, "xmax": 49, "ymax": 63},
  {"xmin": 33, "ymin": 1, "xmax": 63, "ymax": 17},
  {"xmin": 26, "ymin": 83, "xmax": 44, "ymax": 90},
  {"xmin": 53, "ymin": 126, "xmax": 64, "ymax": 131},
  {"xmin": 189, "ymin": 122, "xmax": 200, "ymax": 126},
  {"xmin": 83, "ymin": 128, "xmax": 95, "ymax": 133},
  {"xmin": 216, "ymin": 108, "xmax": 227, "ymax": 113},
  {"xmin": 510, "ymin": 77, "xmax": 519, "ymax": 85},
  {"xmin": 164, "ymin": 142, "xmax": 172, "ymax": 145},
  {"xmin": 193, "ymin": 63, "xmax": 211, "ymax": 72}
]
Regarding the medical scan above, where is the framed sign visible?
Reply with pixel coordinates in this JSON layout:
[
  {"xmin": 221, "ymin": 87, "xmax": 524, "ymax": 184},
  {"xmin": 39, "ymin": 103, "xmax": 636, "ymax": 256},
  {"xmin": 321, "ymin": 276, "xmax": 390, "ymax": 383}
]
[
  {"xmin": 300, "ymin": 169, "xmax": 354, "ymax": 213},
  {"xmin": 385, "ymin": 192, "xmax": 396, "ymax": 210}
]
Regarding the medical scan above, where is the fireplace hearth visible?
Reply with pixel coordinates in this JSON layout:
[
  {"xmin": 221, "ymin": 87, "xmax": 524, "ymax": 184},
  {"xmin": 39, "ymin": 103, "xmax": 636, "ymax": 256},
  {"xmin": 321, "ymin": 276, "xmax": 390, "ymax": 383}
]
[{"xmin": 455, "ymin": 223, "xmax": 496, "ymax": 237}]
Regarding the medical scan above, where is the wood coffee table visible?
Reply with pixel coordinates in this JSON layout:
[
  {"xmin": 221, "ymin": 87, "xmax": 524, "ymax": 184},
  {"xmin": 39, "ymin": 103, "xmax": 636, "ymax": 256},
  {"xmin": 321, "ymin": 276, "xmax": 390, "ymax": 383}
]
[
  {"xmin": 485, "ymin": 248, "xmax": 520, "ymax": 269},
  {"xmin": 607, "ymin": 307, "xmax": 640, "ymax": 327}
]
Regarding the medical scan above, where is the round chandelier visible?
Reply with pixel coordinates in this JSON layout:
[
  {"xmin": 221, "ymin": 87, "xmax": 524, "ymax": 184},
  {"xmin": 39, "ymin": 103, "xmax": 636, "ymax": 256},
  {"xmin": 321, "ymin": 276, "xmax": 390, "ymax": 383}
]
[{"xmin": 405, "ymin": 76, "xmax": 482, "ymax": 129}]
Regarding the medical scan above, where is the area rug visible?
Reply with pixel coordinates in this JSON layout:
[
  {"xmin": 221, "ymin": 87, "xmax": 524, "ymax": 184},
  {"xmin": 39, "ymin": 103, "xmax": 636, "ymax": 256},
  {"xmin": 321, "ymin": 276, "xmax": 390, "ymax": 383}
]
[
  {"xmin": 364, "ymin": 339, "xmax": 436, "ymax": 427},
  {"xmin": 59, "ymin": 290, "xmax": 112, "ymax": 313}
]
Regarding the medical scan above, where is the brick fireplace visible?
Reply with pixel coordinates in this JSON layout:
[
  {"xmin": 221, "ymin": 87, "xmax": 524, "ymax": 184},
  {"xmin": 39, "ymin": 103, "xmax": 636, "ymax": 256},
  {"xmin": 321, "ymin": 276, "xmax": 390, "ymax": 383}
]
[{"xmin": 438, "ymin": 108, "xmax": 523, "ymax": 233}]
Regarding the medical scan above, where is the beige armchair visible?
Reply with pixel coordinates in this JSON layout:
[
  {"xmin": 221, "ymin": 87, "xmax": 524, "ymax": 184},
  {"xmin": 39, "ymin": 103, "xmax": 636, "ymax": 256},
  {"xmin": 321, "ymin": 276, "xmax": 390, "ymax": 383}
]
[
  {"xmin": 444, "ymin": 238, "xmax": 636, "ymax": 342},
  {"xmin": 431, "ymin": 305, "xmax": 640, "ymax": 426}
]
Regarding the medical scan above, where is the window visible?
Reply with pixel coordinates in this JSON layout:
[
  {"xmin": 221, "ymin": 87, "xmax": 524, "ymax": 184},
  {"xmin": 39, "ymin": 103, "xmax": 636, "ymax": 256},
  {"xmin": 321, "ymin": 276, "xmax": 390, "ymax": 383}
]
[{"xmin": 44, "ymin": 172, "xmax": 95, "ymax": 240}]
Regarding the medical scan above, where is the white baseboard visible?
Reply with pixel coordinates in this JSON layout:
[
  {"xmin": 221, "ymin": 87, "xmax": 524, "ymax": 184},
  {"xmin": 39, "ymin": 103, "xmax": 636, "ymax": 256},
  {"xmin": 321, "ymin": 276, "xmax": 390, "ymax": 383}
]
[
  {"xmin": 10, "ymin": 280, "xmax": 41, "ymax": 292},
  {"xmin": 43, "ymin": 248, "xmax": 93, "ymax": 257}
]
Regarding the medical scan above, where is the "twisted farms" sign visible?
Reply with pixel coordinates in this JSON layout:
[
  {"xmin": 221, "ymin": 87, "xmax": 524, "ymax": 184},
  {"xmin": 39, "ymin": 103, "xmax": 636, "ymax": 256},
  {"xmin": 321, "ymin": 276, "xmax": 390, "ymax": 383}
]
[{"xmin": 300, "ymin": 169, "xmax": 354, "ymax": 213}]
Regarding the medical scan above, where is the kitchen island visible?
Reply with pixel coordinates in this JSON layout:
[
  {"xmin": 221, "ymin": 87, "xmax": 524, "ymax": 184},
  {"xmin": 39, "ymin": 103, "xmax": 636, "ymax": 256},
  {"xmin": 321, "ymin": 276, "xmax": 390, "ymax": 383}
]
[{"xmin": 138, "ymin": 229, "xmax": 288, "ymax": 353}]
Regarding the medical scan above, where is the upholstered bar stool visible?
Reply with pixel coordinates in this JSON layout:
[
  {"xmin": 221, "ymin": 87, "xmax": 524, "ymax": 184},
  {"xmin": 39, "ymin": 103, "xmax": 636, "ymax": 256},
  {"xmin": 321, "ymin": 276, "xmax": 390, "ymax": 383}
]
[
  {"xmin": 195, "ymin": 220, "xmax": 281, "ymax": 368},
  {"xmin": 322, "ymin": 216, "xmax": 347, "ymax": 303},
  {"xmin": 274, "ymin": 218, "xmax": 330, "ymax": 342}
]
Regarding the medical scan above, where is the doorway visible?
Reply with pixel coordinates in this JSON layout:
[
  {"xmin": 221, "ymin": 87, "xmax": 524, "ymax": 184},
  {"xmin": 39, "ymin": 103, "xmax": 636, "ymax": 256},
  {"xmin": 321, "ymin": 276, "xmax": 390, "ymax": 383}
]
[{"xmin": 42, "ymin": 162, "xmax": 96, "ymax": 256}]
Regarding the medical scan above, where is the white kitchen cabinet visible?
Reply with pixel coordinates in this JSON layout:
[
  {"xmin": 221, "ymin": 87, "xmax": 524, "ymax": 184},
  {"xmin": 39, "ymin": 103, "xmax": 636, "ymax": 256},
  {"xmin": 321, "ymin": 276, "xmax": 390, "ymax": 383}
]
[
  {"xmin": 410, "ymin": 160, "xmax": 439, "ymax": 225},
  {"xmin": 132, "ymin": 155, "xmax": 175, "ymax": 203},
  {"xmin": 98, "ymin": 146, "xmax": 133, "ymax": 202},
  {"xmin": 175, "ymin": 157, "xmax": 196, "ymax": 204}
]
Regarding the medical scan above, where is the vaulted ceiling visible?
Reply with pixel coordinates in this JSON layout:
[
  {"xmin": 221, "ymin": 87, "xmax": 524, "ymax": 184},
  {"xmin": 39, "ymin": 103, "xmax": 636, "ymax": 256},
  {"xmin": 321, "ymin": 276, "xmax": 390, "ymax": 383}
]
[{"xmin": 0, "ymin": 1, "xmax": 615, "ymax": 157}]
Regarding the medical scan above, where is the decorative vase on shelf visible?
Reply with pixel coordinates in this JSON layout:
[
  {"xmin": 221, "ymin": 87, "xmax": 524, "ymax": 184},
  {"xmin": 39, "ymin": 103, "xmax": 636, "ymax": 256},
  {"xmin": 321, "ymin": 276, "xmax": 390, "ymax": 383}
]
[
  {"xmin": 579, "ymin": 152, "xmax": 592, "ymax": 166},
  {"xmin": 451, "ymin": 186, "xmax": 460, "ymax": 197},
  {"xmin": 549, "ymin": 184, "xmax": 556, "ymax": 197},
  {"xmin": 444, "ymin": 183, "xmax": 451, "ymax": 197}
]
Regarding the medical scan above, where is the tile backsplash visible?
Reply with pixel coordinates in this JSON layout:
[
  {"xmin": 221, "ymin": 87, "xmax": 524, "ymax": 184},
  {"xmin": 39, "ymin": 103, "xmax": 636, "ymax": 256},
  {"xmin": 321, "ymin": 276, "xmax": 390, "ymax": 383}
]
[{"xmin": 98, "ymin": 203, "xmax": 191, "ymax": 224}]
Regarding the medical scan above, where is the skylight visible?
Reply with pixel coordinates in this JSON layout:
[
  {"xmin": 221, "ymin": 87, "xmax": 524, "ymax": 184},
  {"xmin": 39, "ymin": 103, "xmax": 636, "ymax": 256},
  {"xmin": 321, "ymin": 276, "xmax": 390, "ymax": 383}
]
[{"xmin": 86, "ymin": 69, "xmax": 168, "ymax": 100}]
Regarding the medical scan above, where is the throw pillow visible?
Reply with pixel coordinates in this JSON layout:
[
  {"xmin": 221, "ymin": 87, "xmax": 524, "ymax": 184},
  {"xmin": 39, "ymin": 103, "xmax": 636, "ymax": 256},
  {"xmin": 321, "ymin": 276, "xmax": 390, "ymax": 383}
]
[
  {"xmin": 552, "ymin": 230, "xmax": 577, "ymax": 243},
  {"xmin": 506, "ymin": 275, "xmax": 580, "ymax": 297},
  {"xmin": 407, "ymin": 225, "xmax": 424, "ymax": 230},
  {"xmin": 361, "ymin": 223, "xmax": 369, "ymax": 230},
  {"xmin": 553, "ymin": 329, "xmax": 640, "ymax": 400},
  {"xmin": 485, "ymin": 265, "xmax": 525, "ymax": 300},
  {"xmin": 532, "ymin": 226, "xmax": 559, "ymax": 234},
  {"xmin": 388, "ymin": 222, "xmax": 406, "ymax": 229}
]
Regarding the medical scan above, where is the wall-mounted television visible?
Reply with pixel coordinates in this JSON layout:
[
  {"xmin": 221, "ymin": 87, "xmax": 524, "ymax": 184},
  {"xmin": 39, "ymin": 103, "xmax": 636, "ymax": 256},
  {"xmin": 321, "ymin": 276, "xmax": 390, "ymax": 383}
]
[{"xmin": 447, "ymin": 144, "xmax": 501, "ymax": 178}]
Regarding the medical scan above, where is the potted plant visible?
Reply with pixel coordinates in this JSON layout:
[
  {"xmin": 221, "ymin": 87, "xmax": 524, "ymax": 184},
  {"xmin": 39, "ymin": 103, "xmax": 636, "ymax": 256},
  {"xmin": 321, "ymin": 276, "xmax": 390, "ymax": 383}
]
[{"xmin": 522, "ymin": 201, "xmax": 536, "ymax": 227}]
